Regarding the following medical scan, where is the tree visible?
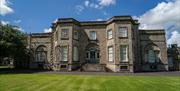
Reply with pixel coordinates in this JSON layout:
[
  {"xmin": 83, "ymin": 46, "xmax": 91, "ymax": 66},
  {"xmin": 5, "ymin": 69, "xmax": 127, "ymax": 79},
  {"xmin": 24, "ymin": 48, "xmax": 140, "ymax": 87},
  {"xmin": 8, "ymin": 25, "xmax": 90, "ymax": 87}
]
[{"xmin": 0, "ymin": 24, "xmax": 28, "ymax": 68}]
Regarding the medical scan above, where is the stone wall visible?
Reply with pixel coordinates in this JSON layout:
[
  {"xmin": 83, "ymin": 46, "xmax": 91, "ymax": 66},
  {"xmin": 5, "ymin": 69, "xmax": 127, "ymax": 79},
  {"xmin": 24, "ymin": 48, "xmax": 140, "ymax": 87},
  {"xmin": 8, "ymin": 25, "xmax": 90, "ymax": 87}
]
[
  {"xmin": 27, "ymin": 16, "xmax": 168, "ymax": 72},
  {"xmin": 139, "ymin": 30, "xmax": 168, "ymax": 71}
]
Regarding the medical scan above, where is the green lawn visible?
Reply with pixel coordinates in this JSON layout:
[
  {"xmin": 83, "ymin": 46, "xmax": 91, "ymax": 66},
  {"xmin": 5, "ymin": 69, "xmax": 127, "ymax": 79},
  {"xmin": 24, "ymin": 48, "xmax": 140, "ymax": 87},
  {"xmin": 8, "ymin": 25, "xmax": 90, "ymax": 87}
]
[{"xmin": 0, "ymin": 74, "xmax": 179, "ymax": 91}]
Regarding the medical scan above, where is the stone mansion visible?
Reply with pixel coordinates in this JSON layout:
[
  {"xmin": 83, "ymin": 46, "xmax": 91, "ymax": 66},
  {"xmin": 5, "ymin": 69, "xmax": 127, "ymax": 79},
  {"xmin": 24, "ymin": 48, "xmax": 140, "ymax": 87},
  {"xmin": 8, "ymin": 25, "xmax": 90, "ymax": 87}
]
[{"xmin": 27, "ymin": 16, "xmax": 169, "ymax": 72}]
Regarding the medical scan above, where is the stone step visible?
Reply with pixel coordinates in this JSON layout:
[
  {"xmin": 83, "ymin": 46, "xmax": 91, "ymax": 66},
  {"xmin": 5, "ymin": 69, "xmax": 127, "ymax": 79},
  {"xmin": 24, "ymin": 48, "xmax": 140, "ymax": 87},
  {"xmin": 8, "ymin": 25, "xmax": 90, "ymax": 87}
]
[{"xmin": 82, "ymin": 64, "xmax": 104, "ymax": 72}]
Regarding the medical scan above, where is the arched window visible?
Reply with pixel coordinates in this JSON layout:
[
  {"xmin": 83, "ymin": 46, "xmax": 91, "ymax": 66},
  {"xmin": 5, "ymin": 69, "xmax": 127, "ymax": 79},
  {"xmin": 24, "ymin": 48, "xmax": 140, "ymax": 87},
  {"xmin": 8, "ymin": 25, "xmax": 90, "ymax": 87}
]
[
  {"xmin": 35, "ymin": 46, "xmax": 47, "ymax": 62},
  {"xmin": 145, "ymin": 44, "xmax": 160, "ymax": 63}
]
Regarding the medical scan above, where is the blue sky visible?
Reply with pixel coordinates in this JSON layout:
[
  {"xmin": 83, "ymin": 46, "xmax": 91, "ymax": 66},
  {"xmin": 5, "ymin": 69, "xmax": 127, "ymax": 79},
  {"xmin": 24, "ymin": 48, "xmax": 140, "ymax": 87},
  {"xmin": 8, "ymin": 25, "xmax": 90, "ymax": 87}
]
[{"xmin": 0, "ymin": 0, "xmax": 180, "ymax": 45}]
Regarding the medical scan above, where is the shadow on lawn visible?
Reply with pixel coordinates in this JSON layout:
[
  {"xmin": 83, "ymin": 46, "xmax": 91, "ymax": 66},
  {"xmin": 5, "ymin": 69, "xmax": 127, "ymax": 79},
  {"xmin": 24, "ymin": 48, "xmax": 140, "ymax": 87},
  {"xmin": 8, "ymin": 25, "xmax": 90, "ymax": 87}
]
[
  {"xmin": 0, "ymin": 68, "xmax": 50, "ymax": 74},
  {"xmin": 0, "ymin": 67, "xmax": 180, "ymax": 76}
]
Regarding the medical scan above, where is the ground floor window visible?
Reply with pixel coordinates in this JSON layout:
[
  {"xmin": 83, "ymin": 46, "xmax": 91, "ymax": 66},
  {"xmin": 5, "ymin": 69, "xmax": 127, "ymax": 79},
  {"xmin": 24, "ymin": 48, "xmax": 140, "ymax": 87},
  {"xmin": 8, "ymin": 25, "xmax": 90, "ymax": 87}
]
[
  {"xmin": 147, "ymin": 50, "xmax": 160, "ymax": 63},
  {"xmin": 35, "ymin": 52, "xmax": 46, "ymax": 62},
  {"xmin": 73, "ymin": 46, "xmax": 79, "ymax": 61},
  {"xmin": 145, "ymin": 45, "xmax": 160, "ymax": 64},
  {"xmin": 108, "ymin": 46, "xmax": 113, "ymax": 62},
  {"xmin": 35, "ymin": 46, "xmax": 47, "ymax": 62},
  {"xmin": 120, "ymin": 45, "xmax": 128, "ymax": 62},
  {"xmin": 60, "ymin": 46, "xmax": 68, "ymax": 61}
]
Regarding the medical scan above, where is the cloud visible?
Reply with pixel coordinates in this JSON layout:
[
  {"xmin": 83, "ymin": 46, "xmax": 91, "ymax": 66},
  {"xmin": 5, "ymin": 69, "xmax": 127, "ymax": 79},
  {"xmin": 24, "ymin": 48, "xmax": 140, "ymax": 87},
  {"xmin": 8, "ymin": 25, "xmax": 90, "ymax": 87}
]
[
  {"xmin": 0, "ymin": 0, "xmax": 14, "ymax": 16},
  {"xmin": 14, "ymin": 20, "xmax": 22, "ymax": 24},
  {"xmin": 167, "ymin": 31, "xmax": 180, "ymax": 46},
  {"xmin": 0, "ymin": 20, "xmax": 9, "ymax": 25},
  {"xmin": 98, "ymin": 0, "xmax": 116, "ymax": 6},
  {"xmin": 13, "ymin": 27, "xmax": 24, "ymax": 31},
  {"xmin": 84, "ymin": 0, "xmax": 101, "ymax": 9},
  {"xmin": 53, "ymin": 18, "xmax": 58, "ymax": 23},
  {"xmin": 0, "ymin": 20, "xmax": 24, "ymax": 31},
  {"xmin": 75, "ymin": 5, "xmax": 85, "ymax": 14},
  {"xmin": 96, "ymin": 18, "xmax": 103, "ymax": 21},
  {"xmin": 135, "ymin": 0, "xmax": 180, "ymax": 46},
  {"xmin": 89, "ymin": 3, "xmax": 101, "ymax": 9},
  {"xmin": 138, "ymin": 0, "xmax": 180, "ymax": 30},
  {"xmin": 85, "ymin": 0, "xmax": 90, "ymax": 7},
  {"xmin": 76, "ymin": 0, "xmax": 116, "ymax": 14},
  {"xmin": 44, "ymin": 28, "xmax": 52, "ymax": 33}
]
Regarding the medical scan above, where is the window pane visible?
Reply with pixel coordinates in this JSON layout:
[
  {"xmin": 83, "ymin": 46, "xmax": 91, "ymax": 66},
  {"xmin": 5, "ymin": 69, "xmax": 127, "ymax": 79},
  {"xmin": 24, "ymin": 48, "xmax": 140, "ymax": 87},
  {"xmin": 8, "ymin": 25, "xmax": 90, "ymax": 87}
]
[
  {"xmin": 60, "ymin": 47, "xmax": 68, "ymax": 61},
  {"xmin": 90, "ymin": 31, "xmax": 96, "ymax": 40},
  {"xmin": 107, "ymin": 30, "xmax": 112, "ymax": 39},
  {"xmin": 74, "ymin": 31, "xmax": 79, "ymax": 40},
  {"xmin": 36, "ymin": 52, "xmax": 46, "ymax": 62},
  {"xmin": 61, "ymin": 29, "xmax": 69, "ymax": 39},
  {"xmin": 148, "ymin": 50, "xmax": 155, "ymax": 63},
  {"xmin": 120, "ymin": 45, "xmax": 128, "ymax": 62},
  {"xmin": 73, "ymin": 47, "xmax": 78, "ymax": 61},
  {"xmin": 108, "ymin": 47, "xmax": 113, "ymax": 62},
  {"xmin": 119, "ymin": 27, "xmax": 127, "ymax": 37}
]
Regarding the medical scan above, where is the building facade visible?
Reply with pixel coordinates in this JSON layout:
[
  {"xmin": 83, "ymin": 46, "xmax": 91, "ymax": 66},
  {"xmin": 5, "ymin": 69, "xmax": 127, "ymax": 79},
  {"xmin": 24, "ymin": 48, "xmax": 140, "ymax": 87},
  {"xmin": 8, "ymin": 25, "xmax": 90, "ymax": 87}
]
[
  {"xmin": 168, "ymin": 44, "xmax": 180, "ymax": 71},
  {"xmin": 27, "ymin": 16, "xmax": 169, "ymax": 72}
]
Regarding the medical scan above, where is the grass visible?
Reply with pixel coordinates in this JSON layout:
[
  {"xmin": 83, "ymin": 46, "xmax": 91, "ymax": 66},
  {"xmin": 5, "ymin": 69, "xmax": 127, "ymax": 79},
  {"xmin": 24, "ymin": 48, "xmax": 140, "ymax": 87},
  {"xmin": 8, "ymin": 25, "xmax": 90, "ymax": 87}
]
[
  {"xmin": 0, "ymin": 66, "xmax": 14, "ymax": 68},
  {"xmin": 0, "ymin": 74, "xmax": 179, "ymax": 91}
]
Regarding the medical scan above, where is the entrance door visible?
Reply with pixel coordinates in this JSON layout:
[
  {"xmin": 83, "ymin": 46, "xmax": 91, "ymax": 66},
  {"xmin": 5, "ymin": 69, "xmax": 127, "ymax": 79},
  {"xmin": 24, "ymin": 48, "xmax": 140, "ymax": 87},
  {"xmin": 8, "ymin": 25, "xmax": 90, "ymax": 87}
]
[
  {"xmin": 90, "ymin": 51, "xmax": 96, "ymax": 63},
  {"xmin": 85, "ymin": 45, "xmax": 100, "ymax": 63}
]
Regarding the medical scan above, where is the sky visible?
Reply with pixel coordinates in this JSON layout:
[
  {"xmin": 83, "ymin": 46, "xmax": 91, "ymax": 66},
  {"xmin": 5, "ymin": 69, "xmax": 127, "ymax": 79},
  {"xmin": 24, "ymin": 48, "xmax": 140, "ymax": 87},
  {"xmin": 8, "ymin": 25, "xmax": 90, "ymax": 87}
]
[{"xmin": 0, "ymin": 0, "xmax": 180, "ymax": 46}]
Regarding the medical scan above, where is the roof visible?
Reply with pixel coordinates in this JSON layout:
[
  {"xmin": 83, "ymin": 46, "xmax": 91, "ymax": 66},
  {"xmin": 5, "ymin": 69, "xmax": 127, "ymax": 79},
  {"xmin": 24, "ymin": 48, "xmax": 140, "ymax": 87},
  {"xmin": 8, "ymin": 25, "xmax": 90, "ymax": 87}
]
[
  {"xmin": 51, "ymin": 16, "xmax": 139, "ymax": 28},
  {"xmin": 30, "ymin": 33, "xmax": 51, "ymax": 37},
  {"xmin": 139, "ymin": 29, "xmax": 165, "ymax": 34}
]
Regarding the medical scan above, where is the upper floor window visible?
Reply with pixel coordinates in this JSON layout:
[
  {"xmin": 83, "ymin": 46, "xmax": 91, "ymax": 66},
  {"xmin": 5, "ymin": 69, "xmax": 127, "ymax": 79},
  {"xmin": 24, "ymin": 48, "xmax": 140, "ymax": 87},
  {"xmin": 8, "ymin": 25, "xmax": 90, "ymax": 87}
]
[
  {"xmin": 107, "ymin": 29, "xmax": 113, "ymax": 39},
  {"xmin": 89, "ymin": 31, "xmax": 96, "ymax": 40},
  {"xmin": 61, "ymin": 29, "xmax": 69, "ymax": 39},
  {"xmin": 120, "ymin": 45, "xmax": 128, "ymax": 62},
  {"xmin": 119, "ymin": 27, "xmax": 128, "ymax": 38},
  {"xmin": 108, "ymin": 46, "xmax": 113, "ymax": 62},
  {"xmin": 74, "ymin": 31, "xmax": 79, "ymax": 40}
]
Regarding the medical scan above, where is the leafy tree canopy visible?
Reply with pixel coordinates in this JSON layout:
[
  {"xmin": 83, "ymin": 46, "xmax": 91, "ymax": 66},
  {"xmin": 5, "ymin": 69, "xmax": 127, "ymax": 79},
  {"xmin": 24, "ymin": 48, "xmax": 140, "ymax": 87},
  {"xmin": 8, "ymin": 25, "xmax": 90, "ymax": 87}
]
[{"xmin": 0, "ymin": 24, "xmax": 28, "ymax": 68}]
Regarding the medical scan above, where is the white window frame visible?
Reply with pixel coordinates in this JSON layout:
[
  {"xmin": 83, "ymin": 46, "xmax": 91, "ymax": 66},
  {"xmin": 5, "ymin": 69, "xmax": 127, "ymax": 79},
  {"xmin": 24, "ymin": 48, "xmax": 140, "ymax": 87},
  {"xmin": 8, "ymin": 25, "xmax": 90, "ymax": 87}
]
[
  {"xmin": 61, "ymin": 29, "xmax": 69, "ymax": 39},
  {"xmin": 148, "ymin": 50, "xmax": 156, "ymax": 63},
  {"xmin": 119, "ymin": 27, "xmax": 128, "ymax": 37},
  {"xmin": 73, "ymin": 46, "xmax": 79, "ymax": 61},
  {"xmin": 35, "ymin": 47, "xmax": 46, "ymax": 62},
  {"xmin": 107, "ymin": 29, "xmax": 113, "ymax": 39},
  {"xmin": 90, "ymin": 31, "xmax": 97, "ymax": 40},
  {"xmin": 120, "ymin": 45, "xmax": 128, "ymax": 62},
  {"xmin": 60, "ymin": 46, "xmax": 68, "ymax": 61},
  {"xmin": 108, "ymin": 46, "xmax": 113, "ymax": 62}
]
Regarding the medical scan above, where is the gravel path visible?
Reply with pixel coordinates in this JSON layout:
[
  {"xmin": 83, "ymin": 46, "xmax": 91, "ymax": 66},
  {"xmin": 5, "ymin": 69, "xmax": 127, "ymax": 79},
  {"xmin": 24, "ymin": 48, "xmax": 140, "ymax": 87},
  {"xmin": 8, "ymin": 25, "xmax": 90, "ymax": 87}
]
[{"xmin": 0, "ymin": 68, "xmax": 179, "ymax": 76}]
